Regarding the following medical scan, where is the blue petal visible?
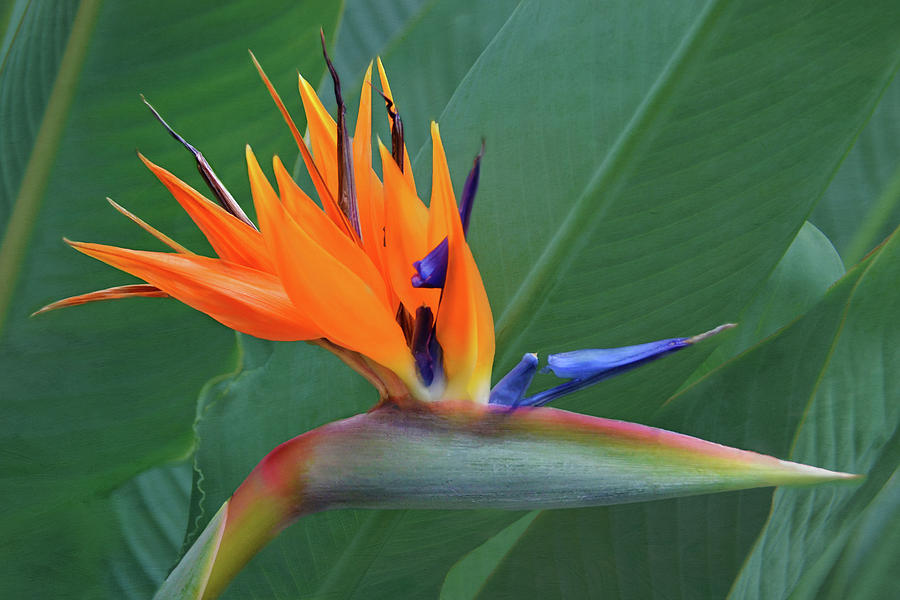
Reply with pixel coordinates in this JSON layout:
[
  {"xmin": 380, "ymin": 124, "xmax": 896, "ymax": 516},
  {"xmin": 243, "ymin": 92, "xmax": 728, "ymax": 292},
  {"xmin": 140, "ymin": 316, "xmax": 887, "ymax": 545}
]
[
  {"xmin": 411, "ymin": 305, "xmax": 442, "ymax": 386},
  {"xmin": 457, "ymin": 141, "xmax": 483, "ymax": 234},
  {"xmin": 488, "ymin": 353, "xmax": 539, "ymax": 406},
  {"xmin": 543, "ymin": 338, "xmax": 690, "ymax": 379},
  {"xmin": 412, "ymin": 238, "xmax": 448, "ymax": 288},
  {"xmin": 520, "ymin": 324, "xmax": 736, "ymax": 407}
]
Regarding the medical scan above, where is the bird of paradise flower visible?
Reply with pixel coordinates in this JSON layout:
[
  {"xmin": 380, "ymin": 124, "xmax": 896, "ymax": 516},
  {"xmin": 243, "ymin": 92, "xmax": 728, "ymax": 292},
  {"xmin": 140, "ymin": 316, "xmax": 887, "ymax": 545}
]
[{"xmin": 38, "ymin": 34, "xmax": 858, "ymax": 600}]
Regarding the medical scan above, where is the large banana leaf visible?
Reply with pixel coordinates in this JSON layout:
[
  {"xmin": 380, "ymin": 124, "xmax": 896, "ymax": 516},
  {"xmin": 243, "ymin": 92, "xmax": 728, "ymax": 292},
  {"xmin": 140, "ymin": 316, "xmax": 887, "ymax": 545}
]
[{"xmin": 3, "ymin": 0, "xmax": 900, "ymax": 598}]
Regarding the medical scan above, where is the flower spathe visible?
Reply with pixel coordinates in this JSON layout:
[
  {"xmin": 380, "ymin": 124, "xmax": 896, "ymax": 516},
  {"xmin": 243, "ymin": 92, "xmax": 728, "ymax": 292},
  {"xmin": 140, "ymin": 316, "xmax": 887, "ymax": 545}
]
[{"xmin": 45, "ymin": 55, "xmax": 494, "ymax": 404}]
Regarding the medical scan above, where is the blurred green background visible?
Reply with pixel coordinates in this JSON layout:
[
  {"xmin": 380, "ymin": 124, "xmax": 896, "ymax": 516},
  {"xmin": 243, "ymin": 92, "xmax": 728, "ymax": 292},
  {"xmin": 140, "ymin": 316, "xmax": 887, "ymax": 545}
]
[{"xmin": 2, "ymin": 0, "xmax": 900, "ymax": 598}]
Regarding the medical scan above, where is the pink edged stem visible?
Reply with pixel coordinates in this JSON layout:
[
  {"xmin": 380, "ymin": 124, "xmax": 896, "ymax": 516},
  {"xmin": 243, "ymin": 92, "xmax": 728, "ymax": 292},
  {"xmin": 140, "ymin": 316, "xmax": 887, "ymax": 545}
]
[{"xmin": 155, "ymin": 402, "xmax": 858, "ymax": 599}]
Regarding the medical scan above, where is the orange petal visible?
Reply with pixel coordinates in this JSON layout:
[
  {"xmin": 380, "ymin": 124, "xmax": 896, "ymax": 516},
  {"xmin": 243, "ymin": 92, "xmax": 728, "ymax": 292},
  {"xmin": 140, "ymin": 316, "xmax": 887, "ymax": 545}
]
[
  {"xmin": 426, "ymin": 122, "xmax": 455, "ymax": 249},
  {"xmin": 246, "ymin": 146, "xmax": 415, "ymax": 381},
  {"xmin": 271, "ymin": 154, "xmax": 388, "ymax": 305},
  {"xmin": 430, "ymin": 124, "xmax": 494, "ymax": 401},
  {"xmin": 139, "ymin": 154, "xmax": 273, "ymax": 273},
  {"xmin": 378, "ymin": 140, "xmax": 440, "ymax": 315},
  {"xmin": 297, "ymin": 74, "xmax": 350, "ymax": 230},
  {"xmin": 32, "ymin": 284, "xmax": 168, "ymax": 316},
  {"xmin": 106, "ymin": 198, "xmax": 193, "ymax": 254},
  {"xmin": 68, "ymin": 241, "xmax": 318, "ymax": 341},
  {"xmin": 249, "ymin": 51, "xmax": 342, "ymax": 236},
  {"xmin": 469, "ymin": 253, "xmax": 495, "ymax": 402},
  {"xmin": 375, "ymin": 57, "xmax": 416, "ymax": 194},
  {"xmin": 353, "ymin": 63, "xmax": 388, "ymax": 272}
]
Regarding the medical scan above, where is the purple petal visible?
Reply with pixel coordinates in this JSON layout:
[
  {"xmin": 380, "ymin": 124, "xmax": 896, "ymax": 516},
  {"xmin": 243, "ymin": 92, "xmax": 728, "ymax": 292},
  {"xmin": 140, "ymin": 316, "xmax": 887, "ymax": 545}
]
[
  {"xmin": 521, "ymin": 324, "xmax": 736, "ymax": 407},
  {"xmin": 411, "ymin": 144, "xmax": 483, "ymax": 289},
  {"xmin": 411, "ymin": 305, "xmax": 442, "ymax": 386},
  {"xmin": 488, "ymin": 353, "xmax": 538, "ymax": 406},
  {"xmin": 543, "ymin": 338, "xmax": 691, "ymax": 379},
  {"xmin": 411, "ymin": 239, "xmax": 448, "ymax": 288},
  {"xmin": 458, "ymin": 140, "xmax": 483, "ymax": 234}
]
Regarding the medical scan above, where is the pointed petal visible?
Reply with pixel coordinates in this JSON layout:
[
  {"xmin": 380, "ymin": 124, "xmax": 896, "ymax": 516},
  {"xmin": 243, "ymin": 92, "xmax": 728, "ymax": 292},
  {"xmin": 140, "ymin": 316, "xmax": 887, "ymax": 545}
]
[
  {"xmin": 353, "ymin": 62, "xmax": 389, "ymax": 277},
  {"xmin": 297, "ymin": 74, "xmax": 358, "ymax": 238},
  {"xmin": 271, "ymin": 155, "xmax": 388, "ymax": 305},
  {"xmin": 458, "ymin": 142, "xmax": 483, "ymax": 235},
  {"xmin": 378, "ymin": 140, "xmax": 439, "ymax": 314},
  {"xmin": 353, "ymin": 63, "xmax": 373, "ymax": 177},
  {"xmin": 425, "ymin": 129, "xmax": 453, "ymax": 249},
  {"xmin": 246, "ymin": 147, "xmax": 415, "ymax": 382},
  {"xmin": 106, "ymin": 197, "xmax": 193, "ymax": 254},
  {"xmin": 430, "ymin": 124, "xmax": 494, "ymax": 401},
  {"xmin": 375, "ymin": 57, "xmax": 416, "ymax": 194},
  {"xmin": 139, "ymin": 154, "xmax": 273, "ymax": 273},
  {"xmin": 249, "ymin": 51, "xmax": 340, "ymax": 236},
  {"xmin": 67, "ymin": 241, "xmax": 318, "ymax": 340},
  {"xmin": 32, "ymin": 284, "xmax": 168, "ymax": 316},
  {"xmin": 297, "ymin": 73, "xmax": 337, "ymax": 182}
]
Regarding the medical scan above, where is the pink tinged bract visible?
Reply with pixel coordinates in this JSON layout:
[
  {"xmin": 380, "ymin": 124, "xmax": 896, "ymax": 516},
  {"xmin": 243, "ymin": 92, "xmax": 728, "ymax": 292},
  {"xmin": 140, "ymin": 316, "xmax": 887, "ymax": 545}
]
[{"xmin": 155, "ymin": 402, "xmax": 858, "ymax": 600}]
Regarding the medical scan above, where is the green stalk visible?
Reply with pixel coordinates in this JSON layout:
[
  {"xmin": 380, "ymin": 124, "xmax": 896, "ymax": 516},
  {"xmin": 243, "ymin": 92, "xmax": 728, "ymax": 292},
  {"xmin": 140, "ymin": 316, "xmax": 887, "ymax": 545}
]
[{"xmin": 155, "ymin": 401, "xmax": 858, "ymax": 599}]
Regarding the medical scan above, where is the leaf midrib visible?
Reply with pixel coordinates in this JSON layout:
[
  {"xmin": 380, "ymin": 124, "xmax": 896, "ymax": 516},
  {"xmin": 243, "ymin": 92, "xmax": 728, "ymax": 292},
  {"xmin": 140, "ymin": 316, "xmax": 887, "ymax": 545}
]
[
  {"xmin": 0, "ymin": 0, "xmax": 103, "ymax": 333},
  {"xmin": 481, "ymin": 0, "xmax": 731, "ymax": 365}
]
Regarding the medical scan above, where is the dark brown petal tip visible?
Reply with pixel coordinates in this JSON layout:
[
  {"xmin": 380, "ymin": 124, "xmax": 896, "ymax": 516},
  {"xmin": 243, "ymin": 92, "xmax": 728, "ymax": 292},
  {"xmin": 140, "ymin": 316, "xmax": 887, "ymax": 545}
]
[
  {"xmin": 375, "ymin": 88, "xmax": 405, "ymax": 171},
  {"xmin": 320, "ymin": 29, "xmax": 362, "ymax": 240},
  {"xmin": 140, "ymin": 95, "xmax": 256, "ymax": 230}
]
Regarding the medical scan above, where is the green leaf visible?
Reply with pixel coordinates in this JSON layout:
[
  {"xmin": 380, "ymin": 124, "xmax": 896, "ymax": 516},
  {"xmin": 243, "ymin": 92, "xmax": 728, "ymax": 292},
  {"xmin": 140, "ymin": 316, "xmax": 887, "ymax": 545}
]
[
  {"xmin": 0, "ymin": 0, "xmax": 79, "ymax": 231},
  {"xmin": 811, "ymin": 73, "xmax": 900, "ymax": 266},
  {"xmin": 730, "ymin": 219, "xmax": 900, "ymax": 597},
  {"xmin": 688, "ymin": 220, "xmax": 844, "ymax": 382},
  {"xmin": 153, "ymin": 501, "xmax": 227, "ymax": 600},
  {"xmin": 0, "ymin": 0, "xmax": 341, "ymax": 595},
  {"xmin": 814, "ymin": 467, "xmax": 900, "ymax": 600},
  {"xmin": 440, "ymin": 512, "xmax": 541, "ymax": 600},
  {"xmin": 335, "ymin": 0, "xmax": 521, "ymax": 155},
  {"xmin": 108, "ymin": 461, "xmax": 193, "ymax": 599}
]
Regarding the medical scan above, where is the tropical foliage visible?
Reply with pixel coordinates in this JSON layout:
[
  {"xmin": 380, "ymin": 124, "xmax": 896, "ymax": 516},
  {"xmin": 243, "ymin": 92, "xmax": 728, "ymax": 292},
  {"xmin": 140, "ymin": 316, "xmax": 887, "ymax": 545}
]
[{"xmin": 2, "ymin": 0, "xmax": 899, "ymax": 598}]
